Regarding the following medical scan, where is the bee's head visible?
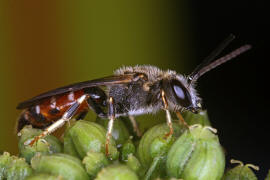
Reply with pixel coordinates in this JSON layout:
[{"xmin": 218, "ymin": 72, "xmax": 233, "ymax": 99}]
[
  {"xmin": 161, "ymin": 35, "xmax": 251, "ymax": 113},
  {"xmin": 162, "ymin": 76, "xmax": 201, "ymax": 113}
]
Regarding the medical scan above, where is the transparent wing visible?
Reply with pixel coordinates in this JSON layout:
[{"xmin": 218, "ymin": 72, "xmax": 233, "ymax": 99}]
[{"xmin": 17, "ymin": 74, "xmax": 135, "ymax": 109}]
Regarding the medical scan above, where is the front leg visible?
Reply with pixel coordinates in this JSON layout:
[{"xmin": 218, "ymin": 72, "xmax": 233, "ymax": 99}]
[
  {"xmin": 161, "ymin": 90, "xmax": 174, "ymax": 137},
  {"xmin": 176, "ymin": 111, "xmax": 189, "ymax": 128}
]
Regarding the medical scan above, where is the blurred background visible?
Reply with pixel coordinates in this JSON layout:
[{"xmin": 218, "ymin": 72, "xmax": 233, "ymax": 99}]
[{"xmin": 0, "ymin": 0, "xmax": 268, "ymax": 178}]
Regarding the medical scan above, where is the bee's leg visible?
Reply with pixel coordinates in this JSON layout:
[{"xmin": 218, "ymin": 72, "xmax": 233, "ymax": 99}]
[
  {"xmin": 76, "ymin": 111, "xmax": 88, "ymax": 120},
  {"xmin": 129, "ymin": 115, "xmax": 141, "ymax": 137},
  {"xmin": 86, "ymin": 98, "xmax": 107, "ymax": 118},
  {"xmin": 25, "ymin": 94, "xmax": 89, "ymax": 146},
  {"xmin": 105, "ymin": 97, "xmax": 115, "ymax": 156},
  {"xmin": 176, "ymin": 111, "xmax": 189, "ymax": 128},
  {"xmin": 161, "ymin": 90, "xmax": 173, "ymax": 137}
]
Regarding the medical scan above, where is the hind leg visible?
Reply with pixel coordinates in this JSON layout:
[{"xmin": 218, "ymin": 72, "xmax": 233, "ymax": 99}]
[
  {"xmin": 24, "ymin": 94, "xmax": 89, "ymax": 146},
  {"xmin": 76, "ymin": 111, "xmax": 88, "ymax": 120},
  {"xmin": 129, "ymin": 115, "xmax": 141, "ymax": 137}
]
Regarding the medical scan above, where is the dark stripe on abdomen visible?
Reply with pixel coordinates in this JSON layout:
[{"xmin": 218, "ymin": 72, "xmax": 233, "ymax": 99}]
[
  {"xmin": 29, "ymin": 106, "xmax": 47, "ymax": 123},
  {"xmin": 17, "ymin": 109, "xmax": 52, "ymax": 132}
]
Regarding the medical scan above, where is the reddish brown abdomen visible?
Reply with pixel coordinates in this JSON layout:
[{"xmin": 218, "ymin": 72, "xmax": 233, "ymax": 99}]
[{"xmin": 17, "ymin": 90, "xmax": 88, "ymax": 132}]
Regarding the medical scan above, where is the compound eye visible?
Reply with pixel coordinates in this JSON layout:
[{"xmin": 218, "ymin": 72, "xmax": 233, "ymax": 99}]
[
  {"xmin": 173, "ymin": 84, "xmax": 185, "ymax": 99},
  {"xmin": 171, "ymin": 80, "xmax": 192, "ymax": 107}
]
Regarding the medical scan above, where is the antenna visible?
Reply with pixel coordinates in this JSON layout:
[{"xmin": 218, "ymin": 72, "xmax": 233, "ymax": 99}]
[{"xmin": 188, "ymin": 35, "xmax": 251, "ymax": 83}]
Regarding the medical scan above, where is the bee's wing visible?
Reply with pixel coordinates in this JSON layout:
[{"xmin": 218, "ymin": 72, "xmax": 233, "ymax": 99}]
[{"xmin": 16, "ymin": 74, "xmax": 135, "ymax": 109}]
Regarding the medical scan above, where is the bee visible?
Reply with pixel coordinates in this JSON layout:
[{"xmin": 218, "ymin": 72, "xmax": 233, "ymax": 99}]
[{"xmin": 16, "ymin": 34, "xmax": 251, "ymax": 154}]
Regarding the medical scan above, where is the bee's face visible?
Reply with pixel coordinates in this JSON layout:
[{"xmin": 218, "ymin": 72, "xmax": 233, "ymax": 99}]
[{"xmin": 162, "ymin": 77, "xmax": 201, "ymax": 112}]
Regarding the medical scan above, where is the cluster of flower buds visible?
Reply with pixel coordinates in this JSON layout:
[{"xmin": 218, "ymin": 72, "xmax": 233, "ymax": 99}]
[{"xmin": 0, "ymin": 111, "xmax": 268, "ymax": 179}]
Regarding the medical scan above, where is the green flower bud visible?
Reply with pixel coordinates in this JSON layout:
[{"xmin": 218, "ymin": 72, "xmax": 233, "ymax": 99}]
[
  {"xmin": 142, "ymin": 136, "xmax": 175, "ymax": 179},
  {"xmin": 126, "ymin": 154, "xmax": 142, "ymax": 176},
  {"xmin": 82, "ymin": 152, "xmax": 109, "ymax": 179},
  {"xmin": 18, "ymin": 125, "xmax": 62, "ymax": 163},
  {"xmin": 31, "ymin": 153, "xmax": 89, "ymax": 180},
  {"xmin": 144, "ymin": 156, "xmax": 165, "ymax": 180},
  {"xmin": 63, "ymin": 126, "xmax": 80, "ymax": 158},
  {"xmin": 121, "ymin": 140, "xmax": 136, "ymax": 161},
  {"xmin": 96, "ymin": 117, "xmax": 130, "ymax": 147},
  {"xmin": 95, "ymin": 164, "xmax": 139, "ymax": 180},
  {"xmin": 182, "ymin": 110, "xmax": 211, "ymax": 126},
  {"xmin": 118, "ymin": 140, "xmax": 142, "ymax": 176},
  {"xmin": 0, "ymin": 152, "xmax": 33, "ymax": 180},
  {"xmin": 25, "ymin": 173, "xmax": 62, "ymax": 180},
  {"xmin": 5, "ymin": 158, "xmax": 33, "ymax": 180},
  {"xmin": 64, "ymin": 120, "xmax": 119, "ymax": 160},
  {"xmin": 222, "ymin": 159, "xmax": 259, "ymax": 180},
  {"xmin": 138, "ymin": 122, "xmax": 185, "ymax": 180},
  {"xmin": 138, "ymin": 122, "xmax": 185, "ymax": 169},
  {"xmin": 166, "ymin": 124, "xmax": 225, "ymax": 180},
  {"xmin": 150, "ymin": 136, "xmax": 173, "ymax": 159},
  {"xmin": 0, "ymin": 152, "xmax": 12, "ymax": 179},
  {"xmin": 139, "ymin": 136, "xmax": 172, "ymax": 179}
]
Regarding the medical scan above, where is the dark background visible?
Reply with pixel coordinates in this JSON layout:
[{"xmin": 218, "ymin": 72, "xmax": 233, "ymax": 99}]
[
  {"xmin": 0, "ymin": 0, "xmax": 268, "ymax": 178},
  {"xmin": 186, "ymin": 1, "xmax": 269, "ymax": 179}
]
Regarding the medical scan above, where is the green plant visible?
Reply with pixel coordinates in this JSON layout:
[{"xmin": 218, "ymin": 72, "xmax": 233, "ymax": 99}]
[{"xmin": 0, "ymin": 111, "xmax": 268, "ymax": 180}]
